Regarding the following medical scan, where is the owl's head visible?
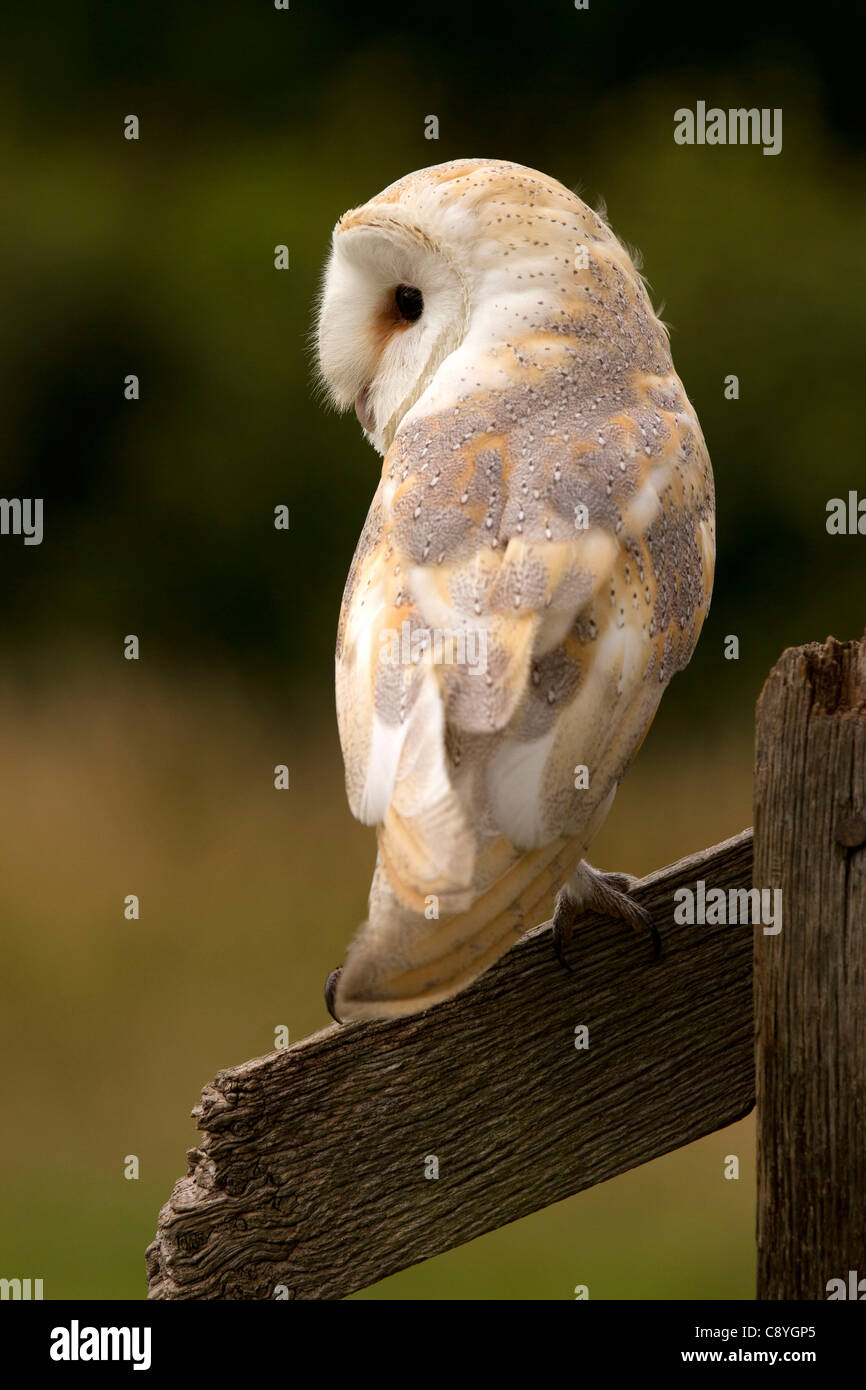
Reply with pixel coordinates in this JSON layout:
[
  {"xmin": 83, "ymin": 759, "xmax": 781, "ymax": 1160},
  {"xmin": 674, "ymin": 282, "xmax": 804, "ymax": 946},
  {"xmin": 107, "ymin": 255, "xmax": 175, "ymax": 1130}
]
[
  {"xmin": 315, "ymin": 159, "xmax": 656, "ymax": 457},
  {"xmin": 315, "ymin": 172, "xmax": 474, "ymax": 456}
]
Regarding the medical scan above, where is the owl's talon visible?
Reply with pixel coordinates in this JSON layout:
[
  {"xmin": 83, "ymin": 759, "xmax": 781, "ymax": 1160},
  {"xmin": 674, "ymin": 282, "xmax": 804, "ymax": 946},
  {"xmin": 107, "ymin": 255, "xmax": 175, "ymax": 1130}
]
[
  {"xmin": 324, "ymin": 967, "xmax": 344, "ymax": 1023},
  {"xmin": 553, "ymin": 861, "xmax": 661, "ymax": 967},
  {"xmin": 590, "ymin": 866, "xmax": 661, "ymax": 962},
  {"xmin": 552, "ymin": 888, "xmax": 580, "ymax": 973}
]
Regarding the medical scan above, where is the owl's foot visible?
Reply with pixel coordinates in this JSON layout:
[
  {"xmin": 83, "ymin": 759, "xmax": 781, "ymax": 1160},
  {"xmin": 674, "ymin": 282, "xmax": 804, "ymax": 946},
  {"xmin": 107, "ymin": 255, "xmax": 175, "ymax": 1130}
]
[
  {"xmin": 324, "ymin": 966, "xmax": 344, "ymax": 1023},
  {"xmin": 552, "ymin": 860, "xmax": 660, "ymax": 970}
]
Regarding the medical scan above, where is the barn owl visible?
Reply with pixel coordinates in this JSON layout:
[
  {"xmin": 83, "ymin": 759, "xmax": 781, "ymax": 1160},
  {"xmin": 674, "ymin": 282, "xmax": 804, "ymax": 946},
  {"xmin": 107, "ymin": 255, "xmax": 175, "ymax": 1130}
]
[{"xmin": 316, "ymin": 158, "xmax": 714, "ymax": 1023}]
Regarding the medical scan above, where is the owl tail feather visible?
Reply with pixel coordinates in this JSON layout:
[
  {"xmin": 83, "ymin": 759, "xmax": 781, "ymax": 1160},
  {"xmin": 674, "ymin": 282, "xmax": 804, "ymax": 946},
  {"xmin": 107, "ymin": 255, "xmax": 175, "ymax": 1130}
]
[{"xmin": 333, "ymin": 833, "xmax": 585, "ymax": 1022}]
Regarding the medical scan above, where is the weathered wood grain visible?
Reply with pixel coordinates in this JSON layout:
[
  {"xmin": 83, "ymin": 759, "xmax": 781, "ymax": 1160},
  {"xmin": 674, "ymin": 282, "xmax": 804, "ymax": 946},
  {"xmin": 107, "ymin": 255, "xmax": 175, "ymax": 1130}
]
[
  {"xmin": 147, "ymin": 828, "xmax": 754, "ymax": 1300},
  {"xmin": 755, "ymin": 634, "xmax": 866, "ymax": 1300}
]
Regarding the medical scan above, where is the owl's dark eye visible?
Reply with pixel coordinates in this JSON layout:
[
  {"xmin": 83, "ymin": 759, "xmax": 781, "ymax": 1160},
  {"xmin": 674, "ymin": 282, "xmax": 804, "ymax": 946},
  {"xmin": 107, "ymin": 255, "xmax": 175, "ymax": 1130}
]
[{"xmin": 394, "ymin": 283, "xmax": 423, "ymax": 322}]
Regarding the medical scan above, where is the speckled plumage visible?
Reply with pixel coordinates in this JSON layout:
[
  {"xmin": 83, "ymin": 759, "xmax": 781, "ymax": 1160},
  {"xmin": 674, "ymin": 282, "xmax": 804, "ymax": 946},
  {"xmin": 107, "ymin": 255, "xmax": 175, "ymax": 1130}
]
[{"xmin": 317, "ymin": 159, "xmax": 714, "ymax": 1020}]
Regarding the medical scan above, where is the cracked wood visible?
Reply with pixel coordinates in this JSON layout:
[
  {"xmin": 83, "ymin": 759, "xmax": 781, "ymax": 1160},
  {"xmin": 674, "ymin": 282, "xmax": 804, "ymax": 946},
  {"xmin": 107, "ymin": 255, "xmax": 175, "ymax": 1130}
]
[
  {"xmin": 754, "ymin": 634, "xmax": 866, "ymax": 1299},
  {"xmin": 147, "ymin": 827, "xmax": 755, "ymax": 1299}
]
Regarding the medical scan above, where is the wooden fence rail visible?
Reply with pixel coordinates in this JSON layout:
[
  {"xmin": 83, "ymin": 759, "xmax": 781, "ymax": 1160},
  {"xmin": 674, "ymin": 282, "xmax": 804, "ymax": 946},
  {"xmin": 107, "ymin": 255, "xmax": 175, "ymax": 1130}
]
[
  {"xmin": 146, "ymin": 829, "xmax": 754, "ymax": 1299},
  {"xmin": 146, "ymin": 633, "xmax": 865, "ymax": 1300}
]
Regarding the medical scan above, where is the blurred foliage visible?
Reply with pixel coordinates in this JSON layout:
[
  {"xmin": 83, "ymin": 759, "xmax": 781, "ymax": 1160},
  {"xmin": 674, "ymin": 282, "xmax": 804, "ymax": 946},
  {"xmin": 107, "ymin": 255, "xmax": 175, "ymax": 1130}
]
[{"xmin": 0, "ymin": 1, "xmax": 861, "ymax": 1300}]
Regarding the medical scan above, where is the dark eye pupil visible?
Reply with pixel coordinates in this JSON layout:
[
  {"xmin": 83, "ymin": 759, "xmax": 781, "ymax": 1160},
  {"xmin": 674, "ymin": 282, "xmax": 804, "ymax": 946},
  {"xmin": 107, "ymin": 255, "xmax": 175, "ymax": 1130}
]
[{"xmin": 395, "ymin": 284, "xmax": 423, "ymax": 322}]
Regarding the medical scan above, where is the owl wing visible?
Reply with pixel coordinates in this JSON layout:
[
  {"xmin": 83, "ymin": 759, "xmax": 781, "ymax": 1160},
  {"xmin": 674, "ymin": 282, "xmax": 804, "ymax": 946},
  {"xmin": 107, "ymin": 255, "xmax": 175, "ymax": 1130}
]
[{"xmin": 336, "ymin": 394, "xmax": 714, "ymax": 889}]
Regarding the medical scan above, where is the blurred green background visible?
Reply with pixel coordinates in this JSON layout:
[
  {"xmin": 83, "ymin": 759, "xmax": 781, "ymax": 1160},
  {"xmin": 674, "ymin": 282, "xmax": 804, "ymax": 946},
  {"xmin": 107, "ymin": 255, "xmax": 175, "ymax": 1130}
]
[{"xmin": 0, "ymin": 0, "xmax": 862, "ymax": 1299}]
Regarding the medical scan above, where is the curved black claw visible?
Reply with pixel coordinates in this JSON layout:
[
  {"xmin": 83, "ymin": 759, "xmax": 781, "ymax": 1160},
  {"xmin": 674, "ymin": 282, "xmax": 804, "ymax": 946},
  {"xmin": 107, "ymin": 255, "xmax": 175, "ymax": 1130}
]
[
  {"xmin": 551, "ymin": 891, "xmax": 579, "ymax": 974},
  {"xmin": 646, "ymin": 916, "xmax": 662, "ymax": 962},
  {"xmin": 625, "ymin": 896, "xmax": 661, "ymax": 962},
  {"xmin": 553, "ymin": 927, "xmax": 573, "ymax": 974},
  {"xmin": 324, "ymin": 967, "xmax": 343, "ymax": 1023}
]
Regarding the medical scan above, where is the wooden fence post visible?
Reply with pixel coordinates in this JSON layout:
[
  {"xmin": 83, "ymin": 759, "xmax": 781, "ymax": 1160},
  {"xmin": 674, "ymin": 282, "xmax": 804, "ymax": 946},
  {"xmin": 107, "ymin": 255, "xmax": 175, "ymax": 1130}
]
[{"xmin": 754, "ymin": 634, "xmax": 866, "ymax": 1299}]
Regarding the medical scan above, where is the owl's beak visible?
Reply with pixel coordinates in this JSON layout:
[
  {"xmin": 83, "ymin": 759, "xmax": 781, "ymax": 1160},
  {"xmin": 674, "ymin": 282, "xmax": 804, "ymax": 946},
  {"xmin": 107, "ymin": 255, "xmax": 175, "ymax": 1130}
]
[{"xmin": 354, "ymin": 385, "xmax": 376, "ymax": 435}]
